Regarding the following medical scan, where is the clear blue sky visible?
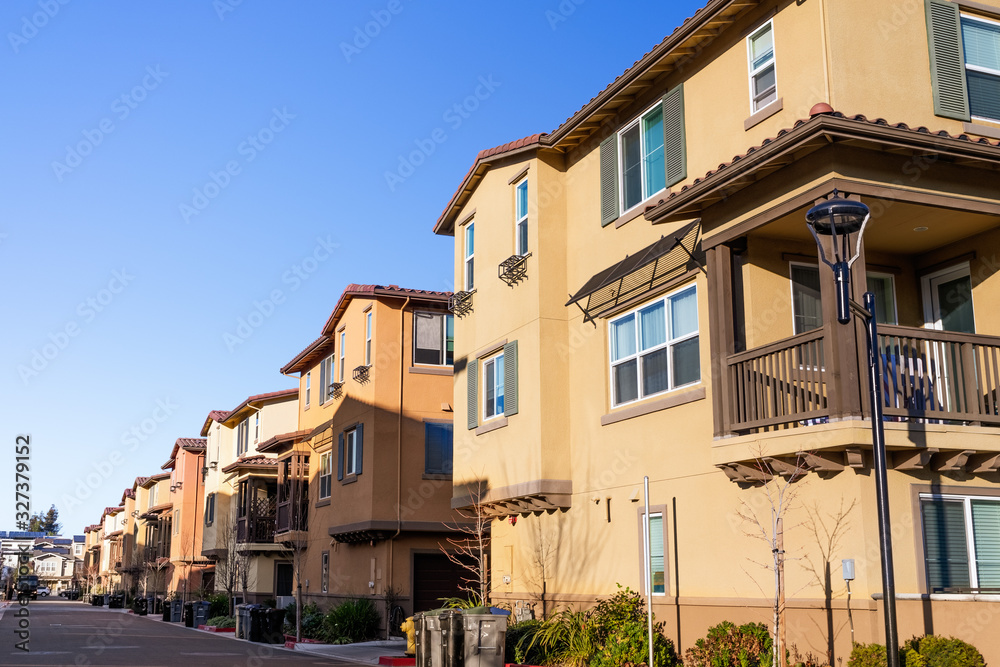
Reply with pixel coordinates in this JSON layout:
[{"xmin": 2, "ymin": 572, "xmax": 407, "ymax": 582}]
[{"xmin": 0, "ymin": 1, "xmax": 704, "ymax": 535}]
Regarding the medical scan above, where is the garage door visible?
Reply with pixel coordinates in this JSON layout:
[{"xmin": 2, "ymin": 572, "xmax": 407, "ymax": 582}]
[{"xmin": 412, "ymin": 552, "xmax": 476, "ymax": 613}]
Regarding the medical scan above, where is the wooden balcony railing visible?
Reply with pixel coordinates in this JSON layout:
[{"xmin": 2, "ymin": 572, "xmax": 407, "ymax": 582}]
[
  {"xmin": 726, "ymin": 329, "xmax": 828, "ymax": 432},
  {"xmin": 723, "ymin": 325, "xmax": 1000, "ymax": 434},
  {"xmin": 236, "ymin": 496, "xmax": 276, "ymax": 543}
]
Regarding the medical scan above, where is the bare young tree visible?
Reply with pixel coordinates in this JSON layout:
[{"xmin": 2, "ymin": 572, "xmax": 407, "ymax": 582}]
[
  {"xmin": 736, "ymin": 453, "xmax": 810, "ymax": 667},
  {"xmin": 441, "ymin": 483, "xmax": 492, "ymax": 606},
  {"xmin": 214, "ymin": 507, "xmax": 245, "ymax": 616}
]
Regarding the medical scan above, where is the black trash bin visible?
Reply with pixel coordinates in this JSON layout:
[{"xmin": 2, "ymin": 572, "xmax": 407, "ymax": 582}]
[
  {"xmin": 170, "ymin": 599, "xmax": 183, "ymax": 623},
  {"xmin": 162, "ymin": 599, "xmax": 172, "ymax": 621},
  {"xmin": 108, "ymin": 594, "xmax": 124, "ymax": 609},
  {"xmin": 193, "ymin": 601, "xmax": 210, "ymax": 628},
  {"xmin": 133, "ymin": 597, "xmax": 148, "ymax": 616},
  {"xmin": 264, "ymin": 608, "xmax": 287, "ymax": 644},
  {"xmin": 91, "ymin": 594, "xmax": 103, "ymax": 606},
  {"xmin": 183, "ymin": 601, "xmax": 195, "ymax": 627},
  {"xmin": 247, "ymin": 605, "xmax": 266, "ymax": 642}
]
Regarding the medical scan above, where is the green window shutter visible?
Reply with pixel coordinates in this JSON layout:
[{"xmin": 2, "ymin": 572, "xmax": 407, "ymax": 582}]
[
  {"xmin": 663, "ymin": 84, "xmax": 687, "ymax": 188},
  {"xmin": 337, "ymin": 433, "xmax": 344, "ymax": 481},
  {"xmin": 600, "ymin": 135, "xmax": 620, "ymax": 227},
  {"xmin": 503, "ymin": 341, "xmax": 518, "ymax": 416},
  {"xmin": 926, "ymin": 0, "xmax": 971, "ymax": 120},
  {"xmin": 467, "ymin": 359, "xmax": 479, "ymax": 430},
  {"xmin": 972, "ymin": 499, "xmax": 1000, "ymax": 587},
  {"xmin": 355, "ymin": 423, "xmax": 364, "ymax": 475},
  {"xmin": 921, "ymin": 499, "xmax": 970, "ymax": 590}
]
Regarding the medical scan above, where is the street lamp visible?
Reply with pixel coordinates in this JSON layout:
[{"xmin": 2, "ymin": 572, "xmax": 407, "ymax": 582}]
[{"xmin": 806, "ymin": 191, "xmax": 899, "ymax": 667}]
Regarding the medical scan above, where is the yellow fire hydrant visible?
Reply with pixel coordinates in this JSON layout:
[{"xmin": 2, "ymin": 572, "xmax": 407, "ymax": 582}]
[{"xmin": 401, "ymin": 616, "xmax": 416, "ymax": 656}]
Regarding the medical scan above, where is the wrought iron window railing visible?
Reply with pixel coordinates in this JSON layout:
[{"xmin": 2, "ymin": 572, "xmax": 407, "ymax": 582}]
[
  {"xmin": 449, "ymin": 290, "xmax": 475, "ymax": 318},
  {"xmin": 499, "ymin": 253, "xmax": 531, "ymax": 287}
]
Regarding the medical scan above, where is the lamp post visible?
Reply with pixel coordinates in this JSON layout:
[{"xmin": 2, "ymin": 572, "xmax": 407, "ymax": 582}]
[{"xmin": 806, "ymin": 192, "xmax": 899, "ymax": 667}]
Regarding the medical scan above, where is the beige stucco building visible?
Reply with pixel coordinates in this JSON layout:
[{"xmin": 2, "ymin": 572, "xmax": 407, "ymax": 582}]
[{"xmin": 434, "ymin": 0, "xmax": 1000, "ymax": 663}]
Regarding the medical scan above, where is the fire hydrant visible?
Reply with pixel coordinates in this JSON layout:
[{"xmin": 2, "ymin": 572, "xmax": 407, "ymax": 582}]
[{"xmin": 401, "ymin": 616, "xmax": 416, "ymax": 656}]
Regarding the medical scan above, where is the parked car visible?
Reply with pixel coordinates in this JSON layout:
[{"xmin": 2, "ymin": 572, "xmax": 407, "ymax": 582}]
[
  {"xmin": 59, "ymin": 589, "xmax": 81, "ymax": 599},
  {"xmin": 36, "ymin": 586, "xmax": 50, "ymax": 596}
]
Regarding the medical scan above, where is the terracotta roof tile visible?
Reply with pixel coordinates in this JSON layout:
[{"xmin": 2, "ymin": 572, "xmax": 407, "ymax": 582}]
[
  {"xmin": 315, "ymin": 284, "xmax": 451, "ymax": 341},
  {"xmin": 176, "ymin": 437, "xmax": 207, "ymax": 450},
  {"xmin": 220, "ymin": 454, "xmax": 279, "ymax": 474},
  {"xmin": 222, "ymin": 388, "xmax": 298, "ymax": 423}
]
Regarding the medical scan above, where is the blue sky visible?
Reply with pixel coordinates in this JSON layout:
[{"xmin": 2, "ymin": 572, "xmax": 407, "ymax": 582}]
[{"xmin": 0, "ymin": 1, "xmax": 704, "ymax": 535}]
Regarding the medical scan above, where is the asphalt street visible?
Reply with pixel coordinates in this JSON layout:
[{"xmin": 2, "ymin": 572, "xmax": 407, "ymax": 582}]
[{"xmin": 0, "ymin": 598, "xmax": 354, "ymax": 666}]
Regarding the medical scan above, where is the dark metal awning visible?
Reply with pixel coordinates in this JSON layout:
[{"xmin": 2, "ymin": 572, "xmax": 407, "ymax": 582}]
[{"xmin": 566, "ymin": 220, "xmax": 703, "ymax": 324}]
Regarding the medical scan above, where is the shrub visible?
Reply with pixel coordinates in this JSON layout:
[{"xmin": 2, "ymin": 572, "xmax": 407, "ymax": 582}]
[
  {"xmin": 848, "ymin": 636, "xmax": 986, "ymax": 667},
  {"xmin": 506, "ymin": 619, "xmax": 547, "ymax": 666},
  {"xmin": 685, "ymin": 620, "xmax": 773, "ymax": 667},
  {"xmin": 284, "ymin": 601, "xmax": 326, "ymax": 639},
  {"xmin": 525, "ymin": 586, "xmax": 679, "ymax": 667},
  {"xmin": 206, "ymin": 593, "xmax": 230, "ymax": 618},
  {"xmin": 206, "ymin": 615, "xmax": 236, "ymax": 628},
  {"xmin": 322, "ymin": 598, "xmax": 381, "ymax": 644}
]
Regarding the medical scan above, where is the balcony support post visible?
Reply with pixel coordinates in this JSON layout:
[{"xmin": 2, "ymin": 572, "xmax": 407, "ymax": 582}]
[
  {"xmin": 707, "ymin": 244, "xmax": 736, "ymax": 437},
  {"xmin": 818, "ymin": 233, "xmax": 866, "ymax": 420}
]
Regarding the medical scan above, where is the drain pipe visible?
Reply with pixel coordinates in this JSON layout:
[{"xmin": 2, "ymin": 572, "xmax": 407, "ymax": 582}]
[{"xmin": 389, "ymin": 296, "xmax": 411, "ymax": 595}]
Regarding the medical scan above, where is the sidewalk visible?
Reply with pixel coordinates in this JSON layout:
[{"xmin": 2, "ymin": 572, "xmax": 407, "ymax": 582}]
[{"xmin": 291, "ymin": 637, "xmax": 408, "ymax": 665}]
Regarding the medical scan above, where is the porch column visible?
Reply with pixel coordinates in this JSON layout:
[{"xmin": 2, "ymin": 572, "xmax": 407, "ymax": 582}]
[{"xmin": 707, "ymin": 243, "xmax": 736, "ymax": 437}]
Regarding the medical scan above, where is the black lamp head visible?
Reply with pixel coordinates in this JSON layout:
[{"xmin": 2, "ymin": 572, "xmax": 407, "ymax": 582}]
[{"xmin": 806, "ymin": 197, "xmax": 870, "ymax": 236}]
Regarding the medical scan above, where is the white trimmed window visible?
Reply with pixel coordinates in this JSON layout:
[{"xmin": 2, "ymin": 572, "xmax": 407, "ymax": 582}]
[
  {"xmin": 515, "ymin": 179, "xmax": 528, "ymax": 256},
  {"xmin": 339, "ymin": 331, "xmax": 346, "ymax": 382},
  {"xmin": 464, "ymin": 223, "xmax": 475, "ymax": 290},
  {"xmin": 867, "ymin": 272, "xmax": 898, "ymax": 325},
  {"xmin": 321, "ymin": 552, "xmax": 329, "ymax": 593},
  {"xmin": 237, "ymin": 419, "xmax": 249, "ymax": 456},
  {"xmin": 619, "ymin": 102, "xmax": 666, "ymax": 213},
  {"xmin": 963, "ymin": 14, "xmax": 1000, "ymax": 122},
  {"xmin": 413, "ymin": 312, "xmax": 454, "ymax": 366},
  {"xmin": 609, "ymin": 285, "xmax": 700, "ymax": 407},
  {"xmin": 254, "ymin": 412, "xmax": 260, "ymax": 444},
  {"xmin": 748, "ymin": 21, "xmax": 777, "ymax": 112},
  {"xmin": 319, "ymin": 452, "xmax": 331, "ymax": 499},
  {"xmin": 320, "ymin": 354, "xmax": 334, "ymax": 404},
  {"xmin": 483, "ymin": 352, "xmax": 505, "ymax": 420},
  {"xmin": 920, "ymin": 493, "xmax": 1000, "ymax": 590},
  {"xmin": 305, "ymin": 372, "xmax": 311, "ymax": 408},
  {"xmin": 365, "ymin": 310, "xmax": 373, "ymax": 366},
  {"xmin": 345, "ymin": 427, "xmax": 360, "ymax": 476}
]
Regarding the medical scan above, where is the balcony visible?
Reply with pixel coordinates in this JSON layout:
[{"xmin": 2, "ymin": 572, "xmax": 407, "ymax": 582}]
[
  {"xmin": 237, "ymin": 496, "xmax": 277, "ymax": 544},
  {"xmin": 724, "ymin": 325, "xmax": 1000, "ymax": 433}
]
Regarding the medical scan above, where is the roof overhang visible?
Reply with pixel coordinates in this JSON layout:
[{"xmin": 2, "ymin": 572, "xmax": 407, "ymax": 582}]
[
  {"xmin": 280, "ymin": 336, "xmax": 333, "ymax": 375},
  {"xmin": 257, "ymin": 429, "xmax": 311, "ymax": 454},
  {"xmin": 222, "ymin": 389, "xmax": 298, "ymax": 425},
  {"xmin": 328, "ymin": 520, "xmax": 474, "ymax": 544},
  {"xmin": 220, "ymin": 458, "xmax": 279, "ymax": 475},
  {"xmin": 451, "ymin": 479, "xmax": 573, "ymax": 519},
  {"xmin": 645, "ymin": 112, "xmax": 1000, "ymax": 225}
]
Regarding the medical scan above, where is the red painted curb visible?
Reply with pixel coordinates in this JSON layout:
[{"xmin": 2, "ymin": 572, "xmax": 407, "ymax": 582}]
[
  {"xmin": 197, "ymin": 625, "xmax": 236, "ymax": 633},
  {"xmin": 378, "ymin": 658, "xmax": 415, "ymax": 666}
]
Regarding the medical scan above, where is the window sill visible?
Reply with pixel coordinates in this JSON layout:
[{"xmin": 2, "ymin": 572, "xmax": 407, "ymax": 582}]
[
  {"xmin": 601, "ymin": 386, "xmax": 706, "ymax": 426},
  {"xmin": 315, "ymin": 498, "xmax": 330, "ymax": 508},
  {"xmin": 963, "ymin": 121, "xmax": 1000, "ymax": 141},
  {"xmin": 475, "ymin": 416, "xmax": 508, "ymax": 436},
  {"xmin": 423, "ymin": 473, "xmax": 453, "ymax": 481},
  {"xmin": 615, "ymin": 198, "xmax": 660, "ymax": 229},
  {"xmin": 409, "ymin": 366, "xmax": 454, "ymax": 376},
  {"xmin": 744, "ymin": 98, "xmax": 783, "ymax": 131},
  {"xmin": 340, "ymin": 474, "xmax": 358, "ymax": 485}
]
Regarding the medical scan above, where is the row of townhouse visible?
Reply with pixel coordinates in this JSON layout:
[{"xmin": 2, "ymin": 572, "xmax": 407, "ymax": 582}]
[
  {"xmin": 80, "ymin": 284, "xmax": 470, "ymax": 617},
  {"xmin": 430, "ymin": 0, "xmax": 1000, "ymax": 663},
  {"xmin": 1, "ymin": 532, "xmax": 84, "ymax": 596}
]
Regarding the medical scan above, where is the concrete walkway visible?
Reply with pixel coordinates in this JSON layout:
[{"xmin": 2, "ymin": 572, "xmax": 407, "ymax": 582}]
[{"xmin": 291, "ymin": 637, "xmax": 408, "ymax": 665}]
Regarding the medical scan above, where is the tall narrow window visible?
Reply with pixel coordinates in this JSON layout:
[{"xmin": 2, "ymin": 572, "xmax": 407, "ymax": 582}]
[
  {"xmin": 609, "ymin": 285, "xmax": 700, "ymax": 407},
  {"xmin": 345, "ymin": 427, "xmax": 360, "ymax": 475},
  {"xmin": 424, "ymin": 422, "xmax": 454, "ymax": 475},
  {"xmin": 305, "ymin": 373, "xmax": 311, "ymax": 408},
  {"xmin": 790, "ymin": 264, "xmax": 822, "ymax": 334},
  {"xmin": 515, "ymin": 179, "xmax": 528, "ymax": 256},
  {"xmin": 365, "ymin": 311, "xmax": 373, "ymax": 366},
  {"xmin": 619, "ymin": 103, "xmax": 665, "ymax": 212},
  {"xmin": 748, "ymin": 22, "xmax": 777, "ymax": 112},
  {"xmin": 237, "ymin": 419, "xmax": 249, "ymax": 456},
  {"xmin": 866, "ymin": 272, "xmax": 898, "ymax": 325},
  {"xmin": 254, "ymin": 412, "xmax": 260, "ymax": 444},
  {"xmin": 320, "ymin": 354, "xmax": 334, "ymax": 403},
  {"xmin": 321, "ymin": 552, "xmax": 330, "ymax": 593},
  {"xmin": 465, "ymin": 223, "xmax": 475, "ymax": 290},
  {"xmin": 963, "ymin": 15, "xmax": 1000, "ymax": 121},
  {"xmin": 414, "ymin": 312, "xmax": 454, "ymax": 366},
  {"xmin": 319, "ymin": 452, "xmax": 331, "ymax": 499},
  {"xmin": 339, "ymin": 331, "xmax": 346, "ymax": 382},
  {"xmin": 483, "ymin": 353, "xmax": 505, "ymax": 420}
]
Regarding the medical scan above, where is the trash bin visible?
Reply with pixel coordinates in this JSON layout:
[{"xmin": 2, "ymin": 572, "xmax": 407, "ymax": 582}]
[
  {"xmin": 461, "ymin": 608, "xmax": 508, "ymax": 667},
  {"xmin": 193, "ymin": 601, "xmax": 210, "ymax": 628},
  {"xmin": 247, "ymin": 605, "xmax": 266, "ymax": 643},
  {"xmin": 413, "ymin": 608, "xmax": 447, "ymax": 667},
  {"xmin": 133, "ymin": 597, "xmax": 148, "ymax": 616},
  {"xmin": 183, "ymin": 601, "xmax": 194, "ymax": 627},
  {"xmin": 236, "ymin": 604, "xmax": 249, "ymax": 639},
  {"xmin": 108, "ymin": 594, "xmax": 124, "ymax": 609},
  {"xmin": 91, "ymin": 594, "xmax": 103, "ymax": 606},
  {"xmin": 264, "ymin": 607, "xmax": 287, "ymax": 643},
  {"xmin": 170, "ymin": 599, "xmax": 183, "ymax": 623},
  {"xmin": 441, "ymin": 609, "xmax": 465, "ymax": 667}
]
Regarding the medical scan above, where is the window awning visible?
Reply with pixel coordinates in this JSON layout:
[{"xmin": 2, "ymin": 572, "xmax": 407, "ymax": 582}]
[{"xmin": 566, "ymin": 220, "xmax": 703, "ymax": 323}]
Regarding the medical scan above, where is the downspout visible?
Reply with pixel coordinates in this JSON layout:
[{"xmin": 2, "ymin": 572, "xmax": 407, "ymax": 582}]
[
  {"xmin": 818, "ymin": 0, "xmax": 833, "ymax": 108},
  {"xmin": 389, "ymin": 296, "xmax": 411, "ymax": 595},
  {"xmin": 189, "ymin": 451, "xmax": 203, "ymax": 601}
]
